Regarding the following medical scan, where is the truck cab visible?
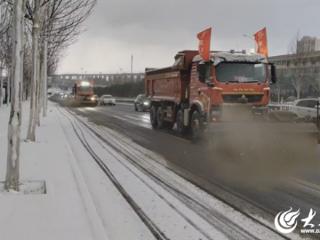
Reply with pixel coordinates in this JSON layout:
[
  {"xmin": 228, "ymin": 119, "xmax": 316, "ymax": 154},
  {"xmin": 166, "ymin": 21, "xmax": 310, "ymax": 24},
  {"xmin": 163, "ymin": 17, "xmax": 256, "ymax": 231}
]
[{"xmin": 189, "ymin": 51, "xmax": 276, "ymax": 122}]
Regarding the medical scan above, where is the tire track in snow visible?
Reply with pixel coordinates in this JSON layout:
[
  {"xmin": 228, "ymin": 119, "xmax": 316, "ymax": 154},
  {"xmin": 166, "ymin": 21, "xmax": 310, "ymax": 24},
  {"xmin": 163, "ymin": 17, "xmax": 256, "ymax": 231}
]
[{"xmin": 64, "ymin": 107, "xmax": 288, "ymax": 240}]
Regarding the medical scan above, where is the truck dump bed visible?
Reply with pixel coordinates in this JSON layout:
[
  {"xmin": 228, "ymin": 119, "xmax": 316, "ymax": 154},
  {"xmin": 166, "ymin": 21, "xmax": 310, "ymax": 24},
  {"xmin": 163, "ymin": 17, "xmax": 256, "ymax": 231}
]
[
  {"xmin": 145, "ymin": 68, "xmax": 185, "ymax": 103},
  {"xmin": 145, "ymin": 50, "xmax": 198, "ymax": 104}
]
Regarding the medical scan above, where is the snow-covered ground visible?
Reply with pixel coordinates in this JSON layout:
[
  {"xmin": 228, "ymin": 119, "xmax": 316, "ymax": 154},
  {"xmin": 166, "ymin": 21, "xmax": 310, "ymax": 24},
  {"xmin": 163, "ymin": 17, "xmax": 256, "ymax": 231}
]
[
  {"xmin": 0, "ymin": 102, "xmax": 291, "ymax": 240},
  {"xmin": 0, "ymin": 103, "xmax": 107, "ymax": 240}
]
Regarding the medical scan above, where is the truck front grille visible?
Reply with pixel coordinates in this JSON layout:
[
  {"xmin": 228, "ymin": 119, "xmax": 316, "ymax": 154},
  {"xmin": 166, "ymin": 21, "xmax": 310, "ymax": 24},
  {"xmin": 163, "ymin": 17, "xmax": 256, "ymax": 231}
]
[{"xmin": 222, "ymin": 94, "xmax": 263, "ymax": 103}]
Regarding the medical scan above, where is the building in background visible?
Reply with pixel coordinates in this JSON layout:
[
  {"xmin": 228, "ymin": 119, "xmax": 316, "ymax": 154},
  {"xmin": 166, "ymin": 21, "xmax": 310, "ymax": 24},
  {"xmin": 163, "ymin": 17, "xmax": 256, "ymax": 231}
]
[
  {"xmin": 297, "ymin": 36, "xmax": 320, "ymax": 54},
  {"xmin": 269, "ymin": 36, "xmax": 320, "ymax": 101},
  {"xmin": 49, "ymin": 72, "xmax": 145, "ymax": 89},
  {"xmin": 48, "ymin": 72, "xmax": 146, "ymax": 98}
]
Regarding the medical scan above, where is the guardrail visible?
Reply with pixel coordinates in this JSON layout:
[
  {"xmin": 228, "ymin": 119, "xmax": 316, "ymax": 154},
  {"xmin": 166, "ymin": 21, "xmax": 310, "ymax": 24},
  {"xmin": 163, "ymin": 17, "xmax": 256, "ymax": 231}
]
[{"xmin": 268, "ymin": 103, "xmax": 293, "ymax": 111}]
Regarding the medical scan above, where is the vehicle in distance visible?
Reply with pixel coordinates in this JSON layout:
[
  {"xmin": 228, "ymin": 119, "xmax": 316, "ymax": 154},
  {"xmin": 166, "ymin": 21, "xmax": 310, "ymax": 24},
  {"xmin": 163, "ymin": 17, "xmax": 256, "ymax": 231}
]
[
  {"xmin": 100, "ymin": 95, "xmax": 116, "ymax": 105},
  {"xmin": 73, "ymin": 80, "xmax": 98, "ymax": 106},
  {"xmin": 290, "ymin": 98, "xmax": 319, "ymax": 121},
  {"xmin": 134, "ymin": 94, "xmax": 151, "ymax": 112}
]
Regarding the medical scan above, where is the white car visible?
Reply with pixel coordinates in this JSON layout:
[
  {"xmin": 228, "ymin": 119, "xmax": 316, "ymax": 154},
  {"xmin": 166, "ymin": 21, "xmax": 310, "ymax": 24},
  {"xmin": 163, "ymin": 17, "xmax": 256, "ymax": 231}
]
[
  {"xmin": 290, "ymin": 98, "xmax": 319, "ymax": 121},
  {"xmin": 100, "ymin": 95, "xmax": 116, "ymax": 105}
]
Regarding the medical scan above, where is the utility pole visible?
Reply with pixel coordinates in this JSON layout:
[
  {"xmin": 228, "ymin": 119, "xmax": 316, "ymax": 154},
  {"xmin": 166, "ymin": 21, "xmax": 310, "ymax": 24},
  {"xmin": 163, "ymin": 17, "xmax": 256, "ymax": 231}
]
[
  {"xmin": 5, "ymin": 0, "xmax": 25, "ymax": 191},
  {"xmin": 131, "ymin": 54, "xmax": 133, "ymax": 74},
  {"xmin": 131, "ymin": 54, "xmax": 134, "ymax": 81}
]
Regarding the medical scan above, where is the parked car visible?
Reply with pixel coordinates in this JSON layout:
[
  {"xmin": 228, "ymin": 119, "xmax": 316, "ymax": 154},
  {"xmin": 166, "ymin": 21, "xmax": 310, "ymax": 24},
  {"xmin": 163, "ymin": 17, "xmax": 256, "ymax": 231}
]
[
  {"xmin": 290, "ymin": 98, "xmax": 319, "ymax": 121},
  {"xmin": 100, "ymin": 95, "xmax": 116, "ymax": 105},
  {"xmin": 134, "ymin": 94, "xmax": 150, "ymax": 112}
]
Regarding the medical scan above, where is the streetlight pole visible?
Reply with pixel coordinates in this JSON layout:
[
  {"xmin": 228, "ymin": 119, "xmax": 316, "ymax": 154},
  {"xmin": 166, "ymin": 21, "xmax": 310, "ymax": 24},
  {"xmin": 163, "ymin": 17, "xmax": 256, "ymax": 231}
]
[{"xmin": 131, "ymin": 54, "xmax": 133, "ymax": 74}]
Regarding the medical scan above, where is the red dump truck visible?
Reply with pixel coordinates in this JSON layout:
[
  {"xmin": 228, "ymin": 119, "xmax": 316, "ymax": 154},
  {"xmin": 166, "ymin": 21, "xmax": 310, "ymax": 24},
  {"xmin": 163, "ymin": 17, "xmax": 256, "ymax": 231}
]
[
  {"xmin": 73, "ymin": 80, "xmax": 98, "ymax": 106},
  {"xmin": 145, "ymin": 50, "xmax": 318, "ymax": 141},
  {"xmin": 145, "ymin": 50, "xmax": 278, "ymax": 138}
]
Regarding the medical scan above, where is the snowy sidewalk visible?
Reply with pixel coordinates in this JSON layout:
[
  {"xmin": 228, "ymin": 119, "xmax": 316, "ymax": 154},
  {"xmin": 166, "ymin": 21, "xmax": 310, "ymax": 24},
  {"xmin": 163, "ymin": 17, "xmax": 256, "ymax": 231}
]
[{"xmin": 0, "ymin": 103, "xmax": 107, "ymax": 240}]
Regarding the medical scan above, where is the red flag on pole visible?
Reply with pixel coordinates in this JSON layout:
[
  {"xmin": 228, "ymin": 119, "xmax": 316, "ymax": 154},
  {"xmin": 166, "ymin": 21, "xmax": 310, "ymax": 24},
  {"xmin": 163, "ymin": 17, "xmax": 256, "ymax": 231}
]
[
  {"xmin": 197, "ymin": 28, "xmax": 212, "ymax": 61},
  {"xmin": 254, "ymin": 27, "xmax": 268, "ymax": 57}
]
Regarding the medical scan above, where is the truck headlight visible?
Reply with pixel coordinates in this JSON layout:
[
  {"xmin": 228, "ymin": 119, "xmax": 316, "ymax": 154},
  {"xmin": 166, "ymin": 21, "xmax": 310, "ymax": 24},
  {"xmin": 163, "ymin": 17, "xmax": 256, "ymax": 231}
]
[{"xmin": 143, "ymin": 101, "xmax": 150, "ymax": 106}]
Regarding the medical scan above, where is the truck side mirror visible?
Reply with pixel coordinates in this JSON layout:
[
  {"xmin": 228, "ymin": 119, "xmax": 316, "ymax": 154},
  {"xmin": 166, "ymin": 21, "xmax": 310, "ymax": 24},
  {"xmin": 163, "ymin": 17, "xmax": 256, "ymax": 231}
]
[
  {"xmin": 271, "ymin": 64, "xmax": 277, "ymax": 84},
  {"xmin": 197, "ymin": 62, "xmax": 211, "ymax": 85}
]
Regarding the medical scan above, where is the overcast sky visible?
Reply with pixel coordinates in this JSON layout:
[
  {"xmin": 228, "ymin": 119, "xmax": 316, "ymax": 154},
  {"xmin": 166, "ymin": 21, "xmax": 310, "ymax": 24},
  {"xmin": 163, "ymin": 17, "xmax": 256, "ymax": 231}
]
[{"xmin": 57, "ymin": 0, "xmax": 320, "ymax": 74}]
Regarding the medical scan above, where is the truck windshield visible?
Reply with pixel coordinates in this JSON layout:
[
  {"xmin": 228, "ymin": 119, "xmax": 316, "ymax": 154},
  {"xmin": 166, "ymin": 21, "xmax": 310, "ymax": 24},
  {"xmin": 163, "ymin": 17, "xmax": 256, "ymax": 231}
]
[{"xmin": 215, "ymin": 63, "xmax": 266, "ymax": 83}]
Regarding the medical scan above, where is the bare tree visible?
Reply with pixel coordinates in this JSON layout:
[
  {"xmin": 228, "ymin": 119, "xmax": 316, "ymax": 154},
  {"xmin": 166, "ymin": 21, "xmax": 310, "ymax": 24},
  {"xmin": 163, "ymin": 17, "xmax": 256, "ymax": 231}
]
[
  {"xmin": 0, "ymin": 61, "xmax": 4, "ymax": 107},
  {"xmin": 26, "ymin": 0, "xmax": 40, "ymax": 141},
  {"xmin": 25, "ymin": 0, "xmax": 96, "ymax": 140},
  {"xmin": 285, "ymin": 33, "xmax": 311, "ymax": 99},
  {"xmin": 0, "ymin": 1, "xmax": 13, "ymax": 105},
  {"xmin": 5, "ymin": 0, "xmax": 25, "ymax": 191},
  {"xmin": 289, "ymin": 72, "xmax": 303, "ymax": 99},
  {"xmin": 0, "ymin": 1, "xmax": 11, "ymax": 35},
  {"xmin": 41, "ymin": 36, "xmax": 48, "ymax": 117}
]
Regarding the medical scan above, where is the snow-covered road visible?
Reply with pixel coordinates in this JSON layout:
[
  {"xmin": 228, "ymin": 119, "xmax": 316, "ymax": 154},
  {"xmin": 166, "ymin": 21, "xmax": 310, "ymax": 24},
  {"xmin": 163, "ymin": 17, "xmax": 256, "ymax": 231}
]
[
  {"xmin": 0, "ymin": 103, "xmax": 299, "ymax": 239},
  {"xmin": 58, "ymin": 107, "xmax": 289, "ymax": 240}
]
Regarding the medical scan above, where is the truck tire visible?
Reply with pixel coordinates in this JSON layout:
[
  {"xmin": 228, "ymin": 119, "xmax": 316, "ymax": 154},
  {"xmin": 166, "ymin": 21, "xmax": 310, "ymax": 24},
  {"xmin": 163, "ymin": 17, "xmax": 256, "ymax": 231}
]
[
  {"xmin": 176, "ymin": 109, "xmax": 187, "ymax": 134},
  {"xmin": 156, "ymin": 107, "xmax": 165, "ymax": 129},
  {"xmin": 190, "ymin": 110, "xmax": 204, "ymax": 140},
  {"xmin": 150, "ymin": 106, "xmax": 158, "ymax": 128}
]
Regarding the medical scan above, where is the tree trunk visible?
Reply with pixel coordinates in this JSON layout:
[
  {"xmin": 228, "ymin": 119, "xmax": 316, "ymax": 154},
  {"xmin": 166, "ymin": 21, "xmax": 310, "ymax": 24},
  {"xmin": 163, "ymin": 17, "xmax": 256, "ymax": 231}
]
[
  {"xmin": 42, "ymin": 40, "xmax": 48, "ymax": 117},
  {"xmin": 7, "ymin": 69, "xmax": 11, "ymax": 106},
  {"xmin": 36, "ymin": 48, "xmax": 41, "ymax": 127},
  {"xmin": 0, "ymin": 66, "xmax": 3, "ymax": 107},
  {"xmin": 5, "ymin": 0, "xmax": 25, "ymax": 192},
  {"xmin": 297, "ymin": 82, "xmax": 301, "ymax": 99},
  {"xmin": 26, "ymin": 0, "xmax": 40, "ymax": 142}
]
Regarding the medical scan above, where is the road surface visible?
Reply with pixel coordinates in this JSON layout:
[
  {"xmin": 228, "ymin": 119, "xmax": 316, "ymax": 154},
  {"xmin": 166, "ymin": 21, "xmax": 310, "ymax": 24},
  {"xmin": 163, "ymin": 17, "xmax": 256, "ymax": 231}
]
[{"xmin": 70, "ymin": 102, "xmax": 320, "ymax": 236}]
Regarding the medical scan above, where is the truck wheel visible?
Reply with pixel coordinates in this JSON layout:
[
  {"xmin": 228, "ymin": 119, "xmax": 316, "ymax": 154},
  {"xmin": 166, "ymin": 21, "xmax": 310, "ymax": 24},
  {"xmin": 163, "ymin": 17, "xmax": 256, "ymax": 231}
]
[
  {"xmin": 190, "ymin": 111, "xmax": 203, "ymax": 140},
  {"xmin": 156, "ymin": 107, "xmax": 165, "ymax": 129},
  {"xmin": 150, "ymin": 106, "xmax": 158, "ymax": 128},
  {"xmin": 176, "ymin": 109, "xmax": 187, "ymax": 134}
]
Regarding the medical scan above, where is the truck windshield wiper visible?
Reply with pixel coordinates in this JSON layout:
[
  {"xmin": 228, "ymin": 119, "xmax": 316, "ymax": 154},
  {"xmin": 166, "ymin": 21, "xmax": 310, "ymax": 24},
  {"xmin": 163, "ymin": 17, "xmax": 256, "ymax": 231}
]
[{"xmin": 227, "ymin": 80, "xmax": 239, "ymax": 83}]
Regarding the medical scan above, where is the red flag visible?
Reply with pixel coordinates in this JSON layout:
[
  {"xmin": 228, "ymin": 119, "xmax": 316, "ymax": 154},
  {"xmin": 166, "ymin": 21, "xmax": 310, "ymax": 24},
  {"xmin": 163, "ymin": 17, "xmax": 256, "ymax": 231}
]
[
  {"xmin": 254, "ymin": 27, "xmax": 268, "ymax": 57},
  {"xmin": 197, "ymin": 28, "xmax": 212, "ymax": 61}
]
